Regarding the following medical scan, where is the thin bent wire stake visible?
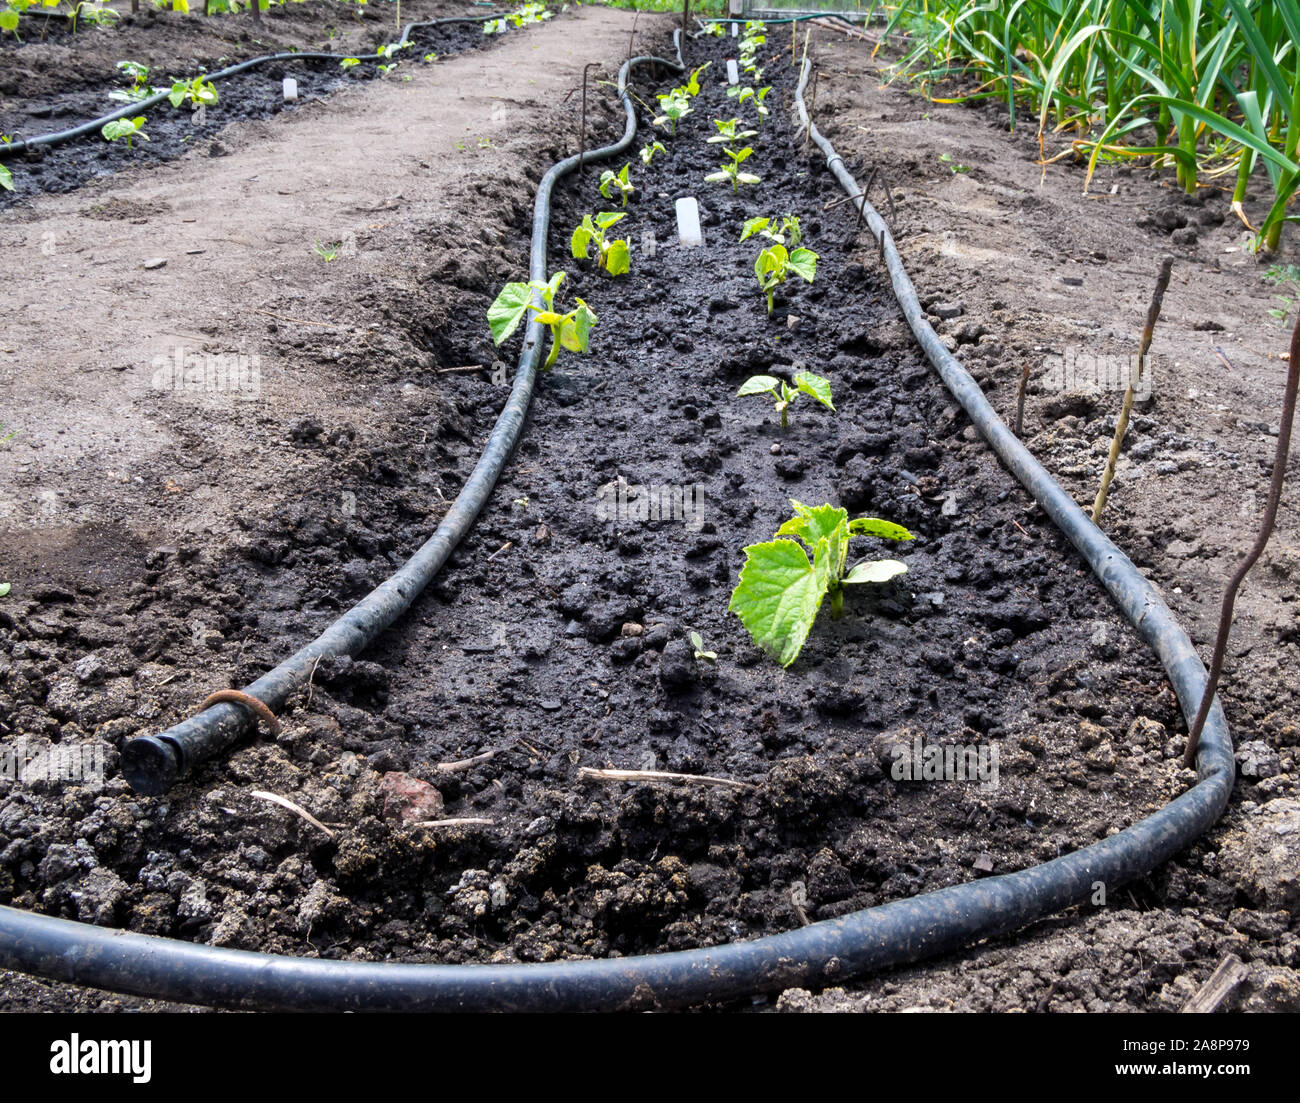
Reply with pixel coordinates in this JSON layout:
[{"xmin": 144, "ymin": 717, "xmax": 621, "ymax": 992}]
[
  {"xmin": 1092, "ymin": 255, "xmax": 1174, "ymax": 523},
  {"xmin": 578, "ymin": 62, "xmax": 602, "ymax": 174},
  {"xmin": 1183, "ymin": 313, "xmax": 1300, "ymax": 768}
]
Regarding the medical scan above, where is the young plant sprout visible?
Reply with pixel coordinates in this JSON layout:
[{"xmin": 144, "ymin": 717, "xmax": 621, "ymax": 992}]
[
  {"xmin": 598, "ymin": 163, "xmax": 634, "ymax": 207},
  {"xmin": 689, "ymin": 631, "xmax": 717, "ymax": 662},
  {"xmin": 743, "ymin": 217, "xmax": 818, "ymax": 313},
  {"xmin": 705, "ymin": 146, "xmax": 759, "ymax": 193},
  {"xmin": 729, "ymin": 501, "xmax": 914, "ymax": 667},
  {"xmin": 741, "ymin": 214, "xmax": 803, "ymax": 248},
  {"xmin": 654, "ymin": 90, "xmax": 692, "ymax": 134},
  {"xmin": 708, "ymin": 117, "xmax": 757, "ymax": 148},
  {"xmin": 0, "ymin": 583, "xmax": 10, "ymax": 598},
  {"xmin": 314, "ymin": 240, "xmax": 340, "ymax": 261},
  {"xmin": 341, "ymin": 57, "xmax": 362, "ymax": 69},
  {"xmin": 168, "ymin": 75, "xmax": 218, "ymax": 110},
  {"xmin": 639, "ymin": 140, "xmax": 666, "ymax": 165},
  {"xmin": 101, "ymin": 116, "xmax": 148, "ymax": 149},
  {"xmin": 683, "ymin": 62, "xmax": 712, "ymax": 96},
  {"xmin": 508, "ymin": 2, "xmax": 550, "ymax": 28},
  {"xmin": 0, "ymin": 164, "xmax": 12, "ymax": 192},
  {"xmin": 728, "ymin": 84, "xmax": 772, "ymax": 124},
  {"xmin": 488, "ymin": 271, "xmax": 597, "ymax": 370},
  {"xmin": 109, "ymin": 60, "xmax": 156, "ymax": 103},
  {"xmin": 570, "ymin": 212, "xmax": 630, "ymax": 276},
  {"xmin": 738, "ymin": 369, "xmax": 834, "ymax": 428}
]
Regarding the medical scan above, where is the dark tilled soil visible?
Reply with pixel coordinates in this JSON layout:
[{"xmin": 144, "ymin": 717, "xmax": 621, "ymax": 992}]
[
  {"xmin": 1, "ymin": 14, "xmax": 497, "ymax": 206},
  {"xmin": 1, "ymin": 31, "xmax": 1207, "ymax": 1005}
]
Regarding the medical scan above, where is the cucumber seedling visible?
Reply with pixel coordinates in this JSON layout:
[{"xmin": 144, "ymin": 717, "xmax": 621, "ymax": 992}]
[
  {"xmin": 727, "ymin": 84, "xmax": 772, "ymax": 125},
  {"xmin": 168, "ymin": 75, "xmax": 218, "ymax": 110},
  {"xmin": 101, "ymin": 116, "xmax": 148, "ymax": 149},
  {"xmin": 109, "ymin": 60, "xmax": 157, "ymax": 104},
  {"xmin": 689, "ymin": 631, "xmax": 717, "ymax": 662},
  {"xmin": 653, "ymin": 90, "xmax": 691, "ymax": 135},
  {"xmin": 708, "ymin": 117, "xmax": 757, "ymax": 148},
  {"xmin": 729, "ymin": 501, "xmax": 913, "ymax": 667},
  {"xmin": 571, "ymin": 212, "xmax": 630, "ymax": 276},
  {"xmin": 705, "ymin": 146, "xmax": 759, "ymax": 193},
  {"xmin": 683, "ymin": 62, "xmax": 712, "ymax": 96},
  {"xmin": 639, "ymin": 140, "xmax": 666, "ymax": 166},
  {"xmin": 598, "ymin": 163, "xmax": 634, "ymax": 207},
  {"xmin": 744, "ymin": 217, "xmax": 817, "ymax": 313},
  {"xmin": 488, "ymin": 271, "xmax": 597, "ymax": 370},
  {"xmin": 738, "ymin": 369, "xmax": 834, "ymax": 428},
  {"xmin": 741, "ymin": 214, "xmax": 803, "ymax": 248}
]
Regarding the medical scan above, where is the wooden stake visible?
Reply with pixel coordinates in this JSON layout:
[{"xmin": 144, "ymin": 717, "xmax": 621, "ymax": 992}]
[{"xmin": 1091, "ymin": 256, "xmax": 1174, "ymax": 522}]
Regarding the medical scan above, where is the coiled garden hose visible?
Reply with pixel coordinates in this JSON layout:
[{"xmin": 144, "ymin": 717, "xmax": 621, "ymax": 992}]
[
  {"xmin": 0, "ymin": 15, "xmax": 504, "ymax": 160},
  {"xmin": 0, "ymin": 31, "xmax": 1236, "ymax": 1013}
]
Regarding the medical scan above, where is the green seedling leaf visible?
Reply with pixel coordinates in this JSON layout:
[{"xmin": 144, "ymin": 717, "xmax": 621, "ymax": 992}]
[
  {"xmin": 737, "ymin": 374, "xmax": 781, "ymax": 397},
  {"xmin": 639, "ymin": 140, "xmax": 666, "ymax": 165},
  {"xmin": 487, "ymin": 281, "xmax": 535, "ymax": 345},
  {"xmin": 793, "ymin": 370, "xmax": 833, "ymax": 410},
  {"xmin": 730, "ymin": 501, "xmax": 912, "ymax": 666},
  {"xmin": 0, "ymin": 583, "xmax": 10, "ymax": 597},
  {"xmin": 604, "ymin": 238, "xmax": 630, "ymax": 277},
  {"xmin": 557, "ymin": 299, "xmax": 596, "ymax": 353},
  {"xmin": 728, "ymin": 538, "xmax": 830, "ymax": 668},
  {"xmin": 787, "ymin": 247, "xmax": 818, "ymax": 283},
  {"xmin": 0, "ymin": 163, "xmax": 12, "ymax": 192}
]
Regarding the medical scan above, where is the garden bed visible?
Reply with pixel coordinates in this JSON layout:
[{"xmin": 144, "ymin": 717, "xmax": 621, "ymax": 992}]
[
  {"xmin": 1, "ymin": 9, "xmax": 1296, "ymax": 1013},
  {"xmin": 0, "ymin": 23, "xmax": 1200, "ymax": 1005}
]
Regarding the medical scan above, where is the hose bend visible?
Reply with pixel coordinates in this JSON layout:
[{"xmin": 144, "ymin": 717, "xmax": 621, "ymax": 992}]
[{"xmin": 0, "ymin": 34, "xmax": 1236, "ymax": 1013}]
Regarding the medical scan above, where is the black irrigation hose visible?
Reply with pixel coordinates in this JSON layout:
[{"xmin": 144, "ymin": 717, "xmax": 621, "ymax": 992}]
[
  {"xmin": 0, "ymin": 15, "xmax": 503, "ymax": 160},
  {"xmin": 0, "ymin": 31, "xmax": 1237, "ymax": 1013}
]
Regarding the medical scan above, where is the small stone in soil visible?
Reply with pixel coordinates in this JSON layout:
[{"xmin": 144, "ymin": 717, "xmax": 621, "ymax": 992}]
[
  {"xmin": 143, "ymin": 258, "xmax": 167, "ymax": 270},
  {"xmin": 658, "ymin": 638, "xmax": 697, "ymax": 691}
]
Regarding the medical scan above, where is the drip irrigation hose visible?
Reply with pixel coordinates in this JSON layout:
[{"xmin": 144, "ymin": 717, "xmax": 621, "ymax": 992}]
[
  {"xmin": 0, "ymin": 32, "xmax": 1237, "ymax": 1014},
  {"xmin": 0, "ymin": 15, "xmax": 504, "ymax": 160}
]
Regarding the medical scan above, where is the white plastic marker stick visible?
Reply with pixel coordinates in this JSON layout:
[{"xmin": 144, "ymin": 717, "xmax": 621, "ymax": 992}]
[
  {"xmin": 676, "ymin": 197, "xmax": 703, "ymax": 248},
  {"xmin": 731, "ymin": 23, "xmax": 738, "ymax": 37},
  {"xmin": 283, "ymin": 77, "xmax": 298, "ymax": 103},
  {"xmin": 726, "ymin": 59, "xmax": 739, "ymax": 85}
]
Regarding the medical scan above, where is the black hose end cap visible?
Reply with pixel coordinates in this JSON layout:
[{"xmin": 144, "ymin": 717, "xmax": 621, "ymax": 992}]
[{"xmin": 121, "ymin": 736, "xmax": 182, "ymax": 796}]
